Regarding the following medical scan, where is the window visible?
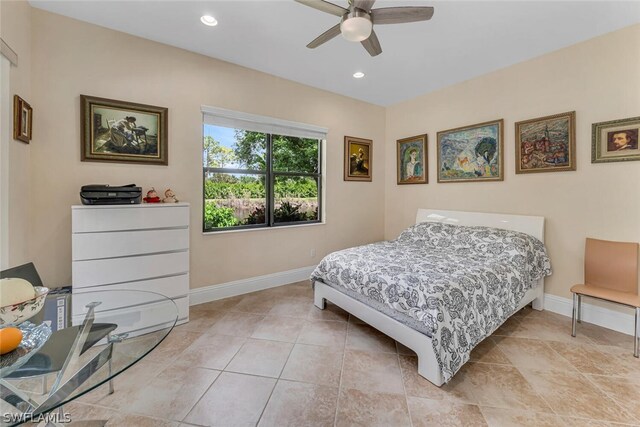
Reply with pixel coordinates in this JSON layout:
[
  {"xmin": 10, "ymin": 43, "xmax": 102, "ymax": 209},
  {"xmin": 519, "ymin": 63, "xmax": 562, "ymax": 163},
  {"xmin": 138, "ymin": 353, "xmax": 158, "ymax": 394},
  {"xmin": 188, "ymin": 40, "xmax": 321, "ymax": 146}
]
[{"xmin": 202, "ymin": 107, "xmax": 326, "ymax": 232}]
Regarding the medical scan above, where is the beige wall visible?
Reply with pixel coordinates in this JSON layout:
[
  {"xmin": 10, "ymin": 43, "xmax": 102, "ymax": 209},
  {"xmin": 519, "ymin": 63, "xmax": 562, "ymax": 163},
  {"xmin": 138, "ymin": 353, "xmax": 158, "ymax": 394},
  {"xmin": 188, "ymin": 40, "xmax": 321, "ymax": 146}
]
[
  {"xmin": 385, "ymin": 25, "xmax": 640, "ymax": 309},
  {"xmin": 8, "ymin": 5, "xmax": 640, "ymax": 307},
  {"xmin": 29, "ymin": 9, "xmax": 385, "ymax": 288},
  {"xmin": 0, "ymin": 0, "xmax": 32, "ymax": 267}
]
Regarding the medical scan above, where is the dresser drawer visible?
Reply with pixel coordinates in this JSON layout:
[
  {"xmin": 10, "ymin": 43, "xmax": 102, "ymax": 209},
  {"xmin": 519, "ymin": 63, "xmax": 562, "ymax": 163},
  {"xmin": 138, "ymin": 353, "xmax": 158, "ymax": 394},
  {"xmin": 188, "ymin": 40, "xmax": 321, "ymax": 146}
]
[
  {"xmin": 72, "ymin": 274, "xmax": 189, "ymax": 299},
  {"xmin": 72, "ymin": 296, "xmax": 189, "ymax": 336},
  {"xmin": 72, "ymin": 205, "xmax": 189, "ymax": 233},
  {"xmin": 73, "ymin": 228, "xmax": 189, "ymax": 261},
  {"xmin": 73, "ymin": 251, "xmax": 189, "ymax": 288}
]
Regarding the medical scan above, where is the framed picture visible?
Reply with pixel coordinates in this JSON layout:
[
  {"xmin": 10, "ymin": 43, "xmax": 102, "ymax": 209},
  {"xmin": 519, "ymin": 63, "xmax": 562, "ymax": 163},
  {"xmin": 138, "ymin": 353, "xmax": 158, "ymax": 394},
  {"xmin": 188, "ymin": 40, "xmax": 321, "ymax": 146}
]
[
  {"xmin": 592, "ymin": 116, "xmax": 640, "ymax": 163},
  {"xmin": 397, "ymin": 134, "xmax": 428, "ymax": 185},
  {"xmin": 13, "ymin": 95, "xmax": 32, "ymax": 143},
  {"xmin": 437, "ymin": 119, "xmax": 504, "ymax": 183},
  {"xmin": 344, "ymin": 136, "xmax": 372, "ymax": 182},
  {"xmin": 515, "ymin": 111, "xmax": 576, "ymax": 174},
  {"xmin": 81, "ymin": 95, "xmax": 168, "ymax": 165}
]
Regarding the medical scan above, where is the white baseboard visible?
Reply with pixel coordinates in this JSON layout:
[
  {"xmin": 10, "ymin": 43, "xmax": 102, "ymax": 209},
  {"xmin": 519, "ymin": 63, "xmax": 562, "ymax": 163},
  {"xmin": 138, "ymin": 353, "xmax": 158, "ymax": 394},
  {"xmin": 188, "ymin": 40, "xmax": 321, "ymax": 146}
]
[
  {"xmin": 190, "ymin": 274, "xmax": 635, "ymax": 336},
  {"xmin": 543, "ymin": 293, "xmax": 636, "ymax": 336},
  {"xmin": 190, "ymin": 265, "xmax": 316, "ymax": 306}
]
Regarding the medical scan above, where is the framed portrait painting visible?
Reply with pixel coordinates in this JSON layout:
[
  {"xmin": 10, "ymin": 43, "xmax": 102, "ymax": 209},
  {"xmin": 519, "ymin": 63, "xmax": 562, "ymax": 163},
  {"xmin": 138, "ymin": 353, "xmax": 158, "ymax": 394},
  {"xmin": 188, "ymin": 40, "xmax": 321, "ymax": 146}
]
[
  {"xmin": 437, "ymin": 119, "xmax": 504, "ymax": 183},
  {"xmin": 13, "ymin": 95, "xmax": 33, "ymax": 143},
  {"xmin": 81, "ymin": 95, "xmax": 168, "ymax": 165},
  {"xmin": 592, "ymin": 116, "xmax": 640, "ymax": 163},
  {"xmin": 515, "ymin": 111, "xmax": 576, "ymax": 174},
  {"xmin": 397, "ymin": 134, "xmax": 427, "ymax": 185},
  {"xmin": 344, "ymin": 136, "xmax": 372, "ymax": 182}
]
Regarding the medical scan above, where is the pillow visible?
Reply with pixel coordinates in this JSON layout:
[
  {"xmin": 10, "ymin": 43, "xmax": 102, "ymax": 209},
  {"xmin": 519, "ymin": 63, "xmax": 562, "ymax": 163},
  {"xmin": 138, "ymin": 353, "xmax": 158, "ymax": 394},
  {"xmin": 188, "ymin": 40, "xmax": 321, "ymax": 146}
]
[{"xmin": 395, "ymin": 222, "xmax": 455, "ymax": 248}]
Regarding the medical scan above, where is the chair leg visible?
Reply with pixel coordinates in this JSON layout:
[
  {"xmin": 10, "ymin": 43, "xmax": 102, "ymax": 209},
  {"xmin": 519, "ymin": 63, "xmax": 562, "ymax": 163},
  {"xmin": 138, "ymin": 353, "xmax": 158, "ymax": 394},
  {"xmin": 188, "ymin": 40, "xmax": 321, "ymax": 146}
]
[
  {"xmin": 571, "ymin": 293, "xmax": 578, "ymax": 337},
  {"xmin": 577, "ymin": 294, "xmax": 582, "ymax": 324},
  {"xmin": 635, "ymin": 307, "xmax": 639, "ymax": 358}
]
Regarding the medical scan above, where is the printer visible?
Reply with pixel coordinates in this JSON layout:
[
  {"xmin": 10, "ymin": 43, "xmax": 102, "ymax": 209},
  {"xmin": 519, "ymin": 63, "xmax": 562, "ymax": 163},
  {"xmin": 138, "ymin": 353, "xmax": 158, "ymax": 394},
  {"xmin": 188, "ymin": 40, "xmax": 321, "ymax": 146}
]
[{"xmin": 80, "ymin": 184, "xmax": 142, "ymax": 205}]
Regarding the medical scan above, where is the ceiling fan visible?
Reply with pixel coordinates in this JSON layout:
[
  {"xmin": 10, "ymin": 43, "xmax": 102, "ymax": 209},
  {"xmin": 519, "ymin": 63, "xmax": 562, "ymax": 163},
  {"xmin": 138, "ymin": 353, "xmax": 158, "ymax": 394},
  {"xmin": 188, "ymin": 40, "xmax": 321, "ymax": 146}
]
[{"xmin": 295, "ymin": 0, "xmax": 434, "ymax": 57}]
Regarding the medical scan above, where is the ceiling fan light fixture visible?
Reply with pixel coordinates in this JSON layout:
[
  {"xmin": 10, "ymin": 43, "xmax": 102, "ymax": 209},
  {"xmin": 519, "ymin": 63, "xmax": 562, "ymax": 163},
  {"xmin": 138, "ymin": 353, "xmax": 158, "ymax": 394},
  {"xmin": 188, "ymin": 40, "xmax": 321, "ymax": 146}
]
[
  {"xmin": 340, "ymin": 13, "xmax": 372, "ymax": 42},
  {"xmin": 200, "ymin": 15, "xmax": 218, "ymax": 26}
]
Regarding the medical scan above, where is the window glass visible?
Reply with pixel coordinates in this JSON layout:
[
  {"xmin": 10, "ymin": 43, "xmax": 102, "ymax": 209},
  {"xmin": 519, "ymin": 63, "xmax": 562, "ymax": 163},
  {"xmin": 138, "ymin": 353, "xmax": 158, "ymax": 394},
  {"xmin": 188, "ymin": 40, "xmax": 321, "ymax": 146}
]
[
  {"xmin": 203, "ymin": 125, "xmax": 321, "ymax": 232},
  {"xmin": 274, "ymin": 176, "xmax": 319, "ymax": 224},
  {"xmin": 272, "ymin": 135, "xmax": 319, "ymax": 173},
  {"xmin": 204, "ymin": 173, "xmax": 266, "ymax": 229},
  {"xmin": 203, "ymin": 125, "xmax": 266, "ymax": 170}
]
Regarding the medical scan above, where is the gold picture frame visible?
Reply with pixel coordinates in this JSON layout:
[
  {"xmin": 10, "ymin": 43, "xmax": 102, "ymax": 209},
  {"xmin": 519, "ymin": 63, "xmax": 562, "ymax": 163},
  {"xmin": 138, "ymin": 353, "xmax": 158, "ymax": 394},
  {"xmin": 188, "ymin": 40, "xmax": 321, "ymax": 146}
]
[
  {"xmin": 437, "ymin": 119, "xmax": 504, "ymax": 183},
  {"xmin": 397, "ymin": 134, "xmax": 428, "ymax": 185},
  {"xmin": 344, "ymin": 136, "xmax": 372, "ymax": 182},
  {"xmin": 592, "ymin": 116, "xmax": 640, "ymax": 163},
  {"xmin": 515, "ymin": 111, "xmax": 576, "ymax": 174},
  {"xmin": 81, "ymin": 95, "xmax": 168, "ymax": 165},
  {"xmin": 13, "ymin": 95, "xmax": 32, "ymax": 144}
]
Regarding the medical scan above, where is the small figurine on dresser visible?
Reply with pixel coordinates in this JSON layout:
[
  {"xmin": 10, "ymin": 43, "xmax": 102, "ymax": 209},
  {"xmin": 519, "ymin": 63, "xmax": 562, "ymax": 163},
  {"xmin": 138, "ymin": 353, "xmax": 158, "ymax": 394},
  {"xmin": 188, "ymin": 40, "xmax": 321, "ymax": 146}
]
[
  {"xmin": 143, "ymin": 188, "xmax": 161, "ymax": 203},
  {"xmin": 163, "ymin": 188, "xmax": 179, "ymax": 203}
]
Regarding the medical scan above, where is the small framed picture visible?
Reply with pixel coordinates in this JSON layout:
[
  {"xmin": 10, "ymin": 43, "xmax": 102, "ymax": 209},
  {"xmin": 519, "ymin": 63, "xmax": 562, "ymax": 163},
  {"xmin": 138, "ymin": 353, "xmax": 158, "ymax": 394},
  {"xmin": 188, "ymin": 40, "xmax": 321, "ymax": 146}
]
[
  {"xmin": 515, "ymin": 111, "xmax": 576, "ymax": 174},
  {"xmin": 437, "ymin": 119, "xmax": 504, "ymax": 183},
  {"xmin": 344, "ymin": 136, "xmax": 372, "ymax": 182},
  {"xmin": 592, "ymin": 116, "xmax": 640, "ymax": 163},
  {"xmin": 397, "ymin": 134, "xmax": 428, "ymax": 185},
  {"xmin": 81, "ymin": 95, "xmax": 168, "ymax": 165},
  {"xmin": 13, "ymin": 95, "xmax": 33, "ymax": 143}
]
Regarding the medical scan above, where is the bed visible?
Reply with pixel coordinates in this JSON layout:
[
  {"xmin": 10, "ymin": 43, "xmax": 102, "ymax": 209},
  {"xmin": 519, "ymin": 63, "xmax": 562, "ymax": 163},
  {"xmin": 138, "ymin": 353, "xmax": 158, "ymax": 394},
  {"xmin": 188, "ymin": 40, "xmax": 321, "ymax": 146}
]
[{"xmin": 311, "ymin": 209, "xmax": 552, "ymax": 386}]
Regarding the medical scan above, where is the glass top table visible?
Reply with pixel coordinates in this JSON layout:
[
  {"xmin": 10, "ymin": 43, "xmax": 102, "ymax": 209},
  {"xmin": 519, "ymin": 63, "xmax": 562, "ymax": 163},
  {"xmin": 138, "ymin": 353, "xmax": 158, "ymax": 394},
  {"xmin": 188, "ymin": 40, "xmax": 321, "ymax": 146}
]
[{"xmin": 0, "ymin": 289, "xmax": 178, "ymax": 426}]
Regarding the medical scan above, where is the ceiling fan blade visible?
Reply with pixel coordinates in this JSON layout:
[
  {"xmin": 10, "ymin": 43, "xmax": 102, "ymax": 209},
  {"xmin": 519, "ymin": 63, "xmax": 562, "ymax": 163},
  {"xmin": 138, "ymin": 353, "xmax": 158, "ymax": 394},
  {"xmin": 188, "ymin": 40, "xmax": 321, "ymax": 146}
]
[
  {"xmin": 307, "ymin": 23, "xmax": 342, "ymax": 49},
  {"xmin": 361, "ymin": 29, "xmax": 382, "ymax": 57},
  {"xmin": 295, "ymin": 0, "xmax": 348, "ymax": 17},
  {"xmin": 371, "ymin": 7, "xmax": 434, "ymax": 24},
  {"xmin": 353, "ymin": 0, "xmax": 376, "ymax": 12}
]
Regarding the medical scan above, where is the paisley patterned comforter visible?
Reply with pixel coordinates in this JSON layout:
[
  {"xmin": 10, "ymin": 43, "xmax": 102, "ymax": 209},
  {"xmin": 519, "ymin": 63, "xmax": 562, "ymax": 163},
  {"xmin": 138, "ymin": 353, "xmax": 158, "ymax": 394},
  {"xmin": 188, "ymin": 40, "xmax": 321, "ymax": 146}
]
[{"xmin": 311, "ymin": 222, "xmax": 552, "ymax": 382}]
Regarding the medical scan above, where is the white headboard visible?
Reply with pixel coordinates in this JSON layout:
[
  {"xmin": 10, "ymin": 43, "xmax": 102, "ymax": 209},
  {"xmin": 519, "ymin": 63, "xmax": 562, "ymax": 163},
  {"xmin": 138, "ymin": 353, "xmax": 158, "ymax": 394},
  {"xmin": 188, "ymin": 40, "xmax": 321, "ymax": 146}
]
[{"xmin": 416, "ymin": 209, "xmax": 545, "ymax": 243}]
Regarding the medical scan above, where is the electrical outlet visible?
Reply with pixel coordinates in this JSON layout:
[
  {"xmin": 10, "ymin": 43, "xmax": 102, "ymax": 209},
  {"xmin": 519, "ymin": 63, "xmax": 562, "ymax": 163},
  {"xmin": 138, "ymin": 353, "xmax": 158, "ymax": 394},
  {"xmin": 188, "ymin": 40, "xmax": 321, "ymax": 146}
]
[{"xmin": 310, "ymin": 249, "xmax": 316, "ymax": 258}]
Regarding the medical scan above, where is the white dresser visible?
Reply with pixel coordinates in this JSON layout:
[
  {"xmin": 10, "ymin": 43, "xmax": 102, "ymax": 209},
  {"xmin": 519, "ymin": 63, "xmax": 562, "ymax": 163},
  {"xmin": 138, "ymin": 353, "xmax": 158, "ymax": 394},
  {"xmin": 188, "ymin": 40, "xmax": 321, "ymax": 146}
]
[{"xmin": 71, "ymin": 203, "xmax": 190, "ymax": 332}]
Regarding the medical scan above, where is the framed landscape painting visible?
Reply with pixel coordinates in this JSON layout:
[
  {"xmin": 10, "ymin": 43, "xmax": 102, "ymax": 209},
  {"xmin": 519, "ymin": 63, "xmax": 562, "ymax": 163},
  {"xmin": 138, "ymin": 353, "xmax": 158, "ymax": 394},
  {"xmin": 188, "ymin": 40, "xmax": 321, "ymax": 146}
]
[
  {"xmin": 437, "ymin": 119, "xmax": 504, "ymax": 183},
  {"xmin": 515, "ymin": 111, "xmax": 576, "ymax": 174},
  {"xmin": 81, "ymin": 95, "xmax": 168, "ymax": 165},
  {"xmin": 592, "ymin": 116, "xmax": 640, "ymax": 163},
  {"xmin": 397, "ymin": 134, "xmax": 427, "ymax": 185},
  {"xmin": 344, "ymin": 136, "xmax": 372, "ymax": 182}
]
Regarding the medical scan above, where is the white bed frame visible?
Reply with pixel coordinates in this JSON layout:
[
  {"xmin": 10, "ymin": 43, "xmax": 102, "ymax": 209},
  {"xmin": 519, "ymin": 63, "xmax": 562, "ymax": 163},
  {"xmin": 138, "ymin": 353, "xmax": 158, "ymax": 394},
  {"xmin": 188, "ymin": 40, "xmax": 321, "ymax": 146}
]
[{"xmin": 313, "ymin": 209, "xmax": 545, "ymax": 386}]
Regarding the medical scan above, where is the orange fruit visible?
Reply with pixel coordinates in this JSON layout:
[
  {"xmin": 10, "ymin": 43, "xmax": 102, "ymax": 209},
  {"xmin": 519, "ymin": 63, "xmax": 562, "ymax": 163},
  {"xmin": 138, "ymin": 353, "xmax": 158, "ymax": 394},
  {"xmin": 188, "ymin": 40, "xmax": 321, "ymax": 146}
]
[{"xmin": 0, "ymin": 327, "xmax": 23, "ymax": 354}]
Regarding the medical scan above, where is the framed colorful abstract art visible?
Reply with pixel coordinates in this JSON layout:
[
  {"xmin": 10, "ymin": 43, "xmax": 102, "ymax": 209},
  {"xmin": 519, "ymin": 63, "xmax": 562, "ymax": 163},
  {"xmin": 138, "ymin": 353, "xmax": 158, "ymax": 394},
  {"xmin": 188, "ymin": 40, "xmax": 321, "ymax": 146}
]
[
  {"xmin": 515, "ymin": 111, "xmax": 576, "ymax": 174},
  {"xmin": 437, "ymin": 119, "xmax": 503, "ymax": 183}
]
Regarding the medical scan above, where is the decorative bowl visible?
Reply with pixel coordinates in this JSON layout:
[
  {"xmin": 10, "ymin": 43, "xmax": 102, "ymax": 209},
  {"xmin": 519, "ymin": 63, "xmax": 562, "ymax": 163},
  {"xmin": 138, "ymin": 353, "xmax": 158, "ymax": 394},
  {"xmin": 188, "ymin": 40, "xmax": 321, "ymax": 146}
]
[
  {"xmin": 0, "ymin": 286, "xmax": 49, "ymax": 326},
  {"xmin": 0, "ymin": 321, "xmax": 52, "ymax": 377}
]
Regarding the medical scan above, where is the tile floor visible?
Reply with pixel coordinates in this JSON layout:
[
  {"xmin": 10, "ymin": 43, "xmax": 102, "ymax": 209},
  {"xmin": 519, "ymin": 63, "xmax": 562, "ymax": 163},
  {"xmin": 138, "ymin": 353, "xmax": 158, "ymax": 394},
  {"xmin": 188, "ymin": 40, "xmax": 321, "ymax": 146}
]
[{"xmin": 62, "ymin": 281, "xmax": 640, "ymax": 426}]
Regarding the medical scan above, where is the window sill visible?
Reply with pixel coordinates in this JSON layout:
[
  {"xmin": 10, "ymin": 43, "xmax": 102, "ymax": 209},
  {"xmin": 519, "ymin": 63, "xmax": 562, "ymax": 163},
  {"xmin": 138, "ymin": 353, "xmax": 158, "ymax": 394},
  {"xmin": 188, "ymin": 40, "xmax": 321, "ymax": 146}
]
[{"xmin": 203, "ymin": 221, "xmax": 326, "ymax": 235}]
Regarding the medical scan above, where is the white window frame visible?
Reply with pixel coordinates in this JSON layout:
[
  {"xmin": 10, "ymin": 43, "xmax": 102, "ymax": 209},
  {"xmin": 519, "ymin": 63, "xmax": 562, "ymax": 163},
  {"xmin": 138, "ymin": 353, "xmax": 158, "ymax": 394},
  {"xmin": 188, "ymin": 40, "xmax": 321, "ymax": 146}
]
[{"xmin": 201, "ymin": 106, "xmax": 328, "ymax": 234}]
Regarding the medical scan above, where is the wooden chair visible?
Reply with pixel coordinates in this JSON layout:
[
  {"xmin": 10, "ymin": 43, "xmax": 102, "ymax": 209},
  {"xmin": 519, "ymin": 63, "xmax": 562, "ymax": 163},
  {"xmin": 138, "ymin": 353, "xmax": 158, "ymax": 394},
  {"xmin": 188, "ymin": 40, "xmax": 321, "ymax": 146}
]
[{"xmin": 571, "ymin": 238, "xmax": 640, "ymax": 357}]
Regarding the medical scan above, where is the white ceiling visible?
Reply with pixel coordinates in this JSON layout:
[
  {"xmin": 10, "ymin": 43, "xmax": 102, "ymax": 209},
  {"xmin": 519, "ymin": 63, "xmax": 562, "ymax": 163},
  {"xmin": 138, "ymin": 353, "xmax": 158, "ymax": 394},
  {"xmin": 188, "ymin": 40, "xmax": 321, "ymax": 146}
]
[{"xmin": 29, "ymin": 0, "xmax": 640, "ymax": 106}]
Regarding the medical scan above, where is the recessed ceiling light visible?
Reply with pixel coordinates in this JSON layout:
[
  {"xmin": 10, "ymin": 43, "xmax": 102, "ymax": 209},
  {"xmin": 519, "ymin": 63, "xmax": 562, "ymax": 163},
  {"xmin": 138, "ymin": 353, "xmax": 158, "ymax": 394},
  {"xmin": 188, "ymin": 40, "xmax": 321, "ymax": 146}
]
[
  {"xmin": 353, "ymin": 72, "xmax": 365, "ymax": 79},
  {"xmin": 200, "ymin": 15, "xmax": 218, "ymax": 26}
]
